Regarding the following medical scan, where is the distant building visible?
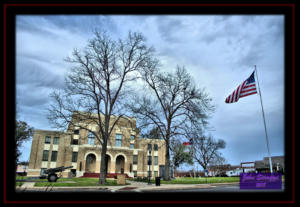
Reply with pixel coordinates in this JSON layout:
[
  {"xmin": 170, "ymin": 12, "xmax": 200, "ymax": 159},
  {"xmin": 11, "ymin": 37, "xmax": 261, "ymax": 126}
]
[
  {"xmin": 16, "ymin": 164, "xmax": 28, "ymax": 176},
  {"xmin": 225, "ymin": 165, "xmax": 243, "ymax": 177},
  {"xmin": 255, "ymin": 156, "xmax": 284, "ymax": 173},
  {"xmin": 27, "ymin": 113, "xmax": 166, "ymax": 178}
]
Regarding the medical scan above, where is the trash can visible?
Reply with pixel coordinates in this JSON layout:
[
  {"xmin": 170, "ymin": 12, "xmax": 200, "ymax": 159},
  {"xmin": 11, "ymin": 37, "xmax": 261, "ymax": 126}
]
[{"xmin": 155, "ymin": 177, "xmax": 161, "ymax": 186}]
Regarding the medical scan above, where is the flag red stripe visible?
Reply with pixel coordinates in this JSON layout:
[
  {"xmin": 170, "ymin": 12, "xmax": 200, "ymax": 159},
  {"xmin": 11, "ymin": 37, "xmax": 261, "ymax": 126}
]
[
  {"xmin": 243, "ymin": 83, "xmax": 256, "ymax": 89},
  {"xmin": 235, "ymin": 85, "xmax": 240, "ymax": 102},
  {"xmin": 240, "ymin": 88, "xmax": 257, "ymax": 94},
  {"xmin": 239, "ymin": 91, "xmax": 257, "ymax": 98},
  {"xmin": 225, "ymin": 71, "xmax": 257, "ymax": 103},
  {"xmin": 231, "ymin": 90, "xmax": 235, "ymax": 103}
]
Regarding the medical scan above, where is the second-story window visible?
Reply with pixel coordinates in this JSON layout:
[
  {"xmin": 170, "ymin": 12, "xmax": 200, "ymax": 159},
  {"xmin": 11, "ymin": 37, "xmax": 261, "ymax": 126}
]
[
  {"xmin": 72, "ymin": 139, "xmax": 78, "ymax": 145},
  {"xmin": 45, "ymin": 136, "xmax": 51, "ymax": 144},
  {"xmin": 148, "ymin": 144, "xmax": 152, "ymax": 151},
  {"xmin": 115, "ymin": 134, "xmax": 122, "ymax": 147},
  {"xmin": 42, "ymin": 150, "xmax": 49, "ymax": 161},
  {"xmin": 51, "ymin": 151, "xmax": 58, "ymax": 162},
  {"xmin": 133, "ymin": 155, "xmax": 138, "ymax": 165},
  {"xmin": 130, "ymin": 143, "xmax": 134, "ymax": 149},
  {"xmin": 72, "ymin": 152, "xmax": 78, "ymax": 162},
  {"xmin": 74, "ymin": 129, "xmax": 79, "ymax": 134},
  {"xmin": 130, "ymin": 135, "xmax": 135, "ymax": 140},
  {"xmin": 154, "ymin": 156, "xmax": 158, "ymax": 165},
  {"xmin": 88, "ymin": 131, "xmax": 95, "ymax": 145},
  {"xmin": 154, "ymin": 144, "xmax": 158, "ymax": 151},
  {"xmin": 53, "ymin": 137, "xmax": 59, "ymax": 145}
]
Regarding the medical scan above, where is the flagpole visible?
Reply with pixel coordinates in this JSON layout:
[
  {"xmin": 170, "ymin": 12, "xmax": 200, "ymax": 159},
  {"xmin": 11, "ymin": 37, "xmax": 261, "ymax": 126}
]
[{"xmin": 254, "ymin": 65, "xmax": 273, "ymax": 173}]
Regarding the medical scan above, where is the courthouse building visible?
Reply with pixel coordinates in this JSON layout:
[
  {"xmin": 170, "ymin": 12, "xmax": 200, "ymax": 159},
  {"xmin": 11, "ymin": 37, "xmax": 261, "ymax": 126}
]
[{"xmin": 27, "ymin": 113, "xmax": 166, "ymax": 178}]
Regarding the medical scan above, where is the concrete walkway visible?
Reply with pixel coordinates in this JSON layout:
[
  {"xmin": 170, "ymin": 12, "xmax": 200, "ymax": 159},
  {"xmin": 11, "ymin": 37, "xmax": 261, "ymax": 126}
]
[
  {"xmin": 16, "ymin": 180, "xmax": 239, "ymax": 192},
  {"xmin": 20, "ymin": 182, "xmax": 35, "ymax": 188}
]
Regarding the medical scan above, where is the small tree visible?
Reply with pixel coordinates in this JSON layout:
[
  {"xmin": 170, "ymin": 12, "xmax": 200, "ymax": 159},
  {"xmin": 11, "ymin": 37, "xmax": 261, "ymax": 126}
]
[
  {"xmin": 48, "ymin": 31, "xmax": 156, "ymax": 184},
  {"xmin": 170, "ymin": 140, "xmax": 193, "ymax": 177},
  {"xmin": 15, "ymin": 120, "xmax": 33, "ymax": 163},
  {"xmin": 128, "ymin": 66, "xmax": 214, "ymax": 180}
]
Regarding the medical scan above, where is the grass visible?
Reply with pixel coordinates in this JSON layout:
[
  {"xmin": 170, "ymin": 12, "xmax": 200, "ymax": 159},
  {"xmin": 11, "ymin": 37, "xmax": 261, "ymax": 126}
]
[
  {"xmin": 34, "ymin": 177, "xmax": 129, "ymax": 187},
  {"xmin": 16, "ymin": 175, "xmax": 28, "ymax": 187}
]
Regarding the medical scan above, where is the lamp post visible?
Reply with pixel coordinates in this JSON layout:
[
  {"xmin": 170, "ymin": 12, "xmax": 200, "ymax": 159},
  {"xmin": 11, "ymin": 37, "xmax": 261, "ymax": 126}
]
[{"xmin": 148, "ymin": 150, "xmax": 152, "ymax": 185}]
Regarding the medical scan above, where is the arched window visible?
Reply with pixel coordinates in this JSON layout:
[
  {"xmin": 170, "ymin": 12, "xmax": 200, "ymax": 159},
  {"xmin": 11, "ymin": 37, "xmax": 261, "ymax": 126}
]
[{"xmin": 88, "ymin": 131, "xmax": 95, "ymax": 145}]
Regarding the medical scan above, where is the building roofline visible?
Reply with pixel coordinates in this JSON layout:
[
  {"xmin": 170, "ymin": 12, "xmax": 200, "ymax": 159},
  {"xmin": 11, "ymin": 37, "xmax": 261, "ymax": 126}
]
[{"xmin": 34, "ymin": 129, "xmax": 66, "ymax": 133}]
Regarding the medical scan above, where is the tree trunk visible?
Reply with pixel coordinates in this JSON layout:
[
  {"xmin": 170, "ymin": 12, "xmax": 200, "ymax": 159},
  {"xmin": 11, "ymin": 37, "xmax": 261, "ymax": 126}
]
[
  {"xmin": 174, "ymin": 166, "xmax": 177, "ymax": 178},
  {"xmin": 99, "ymin": 138, "xmax": 107, "ymax": 184},
  {"xmin": 164, "ymin": 142, "xmax": 171, "ymax": 180}
]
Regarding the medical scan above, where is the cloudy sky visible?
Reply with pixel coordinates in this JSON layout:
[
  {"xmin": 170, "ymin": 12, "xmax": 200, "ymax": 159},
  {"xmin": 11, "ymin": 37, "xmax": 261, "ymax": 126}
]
[{"xmin": 16, "ymin": 15, "xmax": 284, "ymax": 168}]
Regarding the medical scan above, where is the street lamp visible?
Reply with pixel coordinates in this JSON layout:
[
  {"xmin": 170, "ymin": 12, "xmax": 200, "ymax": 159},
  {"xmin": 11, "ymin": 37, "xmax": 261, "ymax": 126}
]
[{"xmin": 148, "ymin": 150, "xmax": 152, "ymax": 185}]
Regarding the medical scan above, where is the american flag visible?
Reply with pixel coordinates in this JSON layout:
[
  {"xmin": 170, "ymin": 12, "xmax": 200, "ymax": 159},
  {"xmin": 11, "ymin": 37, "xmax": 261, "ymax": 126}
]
[
  {"xmin": 183, "ymin": 139, "xmax": 193, "ymax": 146},
  {"xmin": 225, "ymin": 71, "xmax": 257, "ymax": 103}
]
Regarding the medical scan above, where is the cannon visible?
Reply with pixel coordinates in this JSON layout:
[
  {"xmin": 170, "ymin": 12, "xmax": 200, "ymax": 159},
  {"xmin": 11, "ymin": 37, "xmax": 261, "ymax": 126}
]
[{"xmin": 42, "ymin": 166, "xmax": 73, "ymax": 182}]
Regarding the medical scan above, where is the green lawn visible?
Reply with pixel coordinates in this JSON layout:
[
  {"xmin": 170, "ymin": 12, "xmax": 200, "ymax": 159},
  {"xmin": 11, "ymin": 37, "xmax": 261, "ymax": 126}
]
[
  {"xmin": 16, "ymin": 175, "xmax": 28, "ymax": 187},
  {"xmin": 34, "ymin": 177, "xmax": 129, "ymax": 187}
]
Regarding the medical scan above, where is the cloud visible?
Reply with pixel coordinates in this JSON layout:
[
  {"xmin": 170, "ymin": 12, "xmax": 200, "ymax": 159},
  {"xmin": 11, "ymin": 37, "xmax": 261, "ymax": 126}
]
[{"xmin": 16, "ymin": 15, "xmax": 285, "ymax": 167}]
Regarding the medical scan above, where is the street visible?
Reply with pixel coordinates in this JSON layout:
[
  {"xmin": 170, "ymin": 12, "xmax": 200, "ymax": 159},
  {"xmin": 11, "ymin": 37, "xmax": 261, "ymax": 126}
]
[{"xmin": 16, "ymin": 183, "xmax": 284, "ymax": 193}]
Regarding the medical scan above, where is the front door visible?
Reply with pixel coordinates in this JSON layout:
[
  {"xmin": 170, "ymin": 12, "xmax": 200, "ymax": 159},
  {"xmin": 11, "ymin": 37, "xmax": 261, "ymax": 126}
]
[{"xmin": 85, "ymin": 154, "xmax": 96, "ymax": 172}]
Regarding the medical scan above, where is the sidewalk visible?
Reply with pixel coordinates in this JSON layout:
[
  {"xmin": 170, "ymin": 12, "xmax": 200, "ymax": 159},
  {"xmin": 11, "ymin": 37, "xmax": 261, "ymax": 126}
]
[{"xmin": 16, "ymin": 180, "xmax": 239, "ymax": 192}]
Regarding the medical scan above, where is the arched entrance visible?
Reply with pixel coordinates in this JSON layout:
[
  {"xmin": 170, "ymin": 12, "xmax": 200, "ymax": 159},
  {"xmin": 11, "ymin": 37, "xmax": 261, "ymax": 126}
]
[
  {"xmin": 115, "ymin": 155, "xmax": 125, "ymax": 173},
  {"xmin": 105, "ymin": 154, "xmax": 111, "ymax": 174},
  {"xmin": 85, "ymin": 154, "xmax": 96, "ymax": 172}
]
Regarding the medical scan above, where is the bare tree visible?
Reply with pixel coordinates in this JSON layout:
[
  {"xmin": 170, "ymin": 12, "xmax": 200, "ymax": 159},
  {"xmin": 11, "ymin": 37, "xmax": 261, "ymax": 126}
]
[
  {"xmin": 188, "ymin": 131, "xmax": 226, "ymax": 173},
  {"xmin": 128, "ymin": 66, "xmax": 214, "ymax": 180},
  {"xmin": 48, "ymin": 31, "xmax": 156, "ymax": 184}
]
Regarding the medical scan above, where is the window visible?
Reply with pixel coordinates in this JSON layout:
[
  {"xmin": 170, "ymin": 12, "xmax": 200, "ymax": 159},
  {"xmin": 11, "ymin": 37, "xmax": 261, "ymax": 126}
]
[
  {"xmin": 133, "ymin": 155, "xmax": 138, "ymax": 165},
  {"xmin": 72, "ymin": 152, "xmax": 78, "ymax": 162},
  {"xmin": 154, "ymin": 144, "xmax": 158, "ymax": 151},
  {"xmin": 51, "ymin": 151, "xmax": 58, "ymax": 162},
  {"xmin": 45, "ymin": 136, "xmax": 51, "ymax": 144},
  {"xmin": 133, "ymin": 171, "xmax": 137, "ymax": 177},
  {"xmin": 74, "ymin": 129, "xmax": 79, "ymax": 134},
  {"xmin": 115, "ymin": 134, "xmax": 122, "ymax": 147},
  {"xmin": 42, "ymin": 150, "xmax": 49, "ymax": 161},
  {"xmin": 40, "ymin": 168, "xmax": 47, "ymax": 175},
  {"xmin": 88, "ymin": 131, "xmax": 95, "ymax": 145},
  {"xmin": 130, "ymin": 144, "xmax": 134, "ymax": 149},
  {"xmin": 148, "ymin": 144, "xmax": 152, "ymax": 151},
  {"xmin": 154, "ymin": 171, "xmax": 158, "ymax": 177},
  {"xmin": 53, "ymin": 137, "xmax": 59, "ymax": 145},
  {"xmin": 130, "ymin": 135, "xmax": 135, "ymax": 140},
  {"xmin": 148, "ymin": 156, "xmax": 152, "ymax": 165},
  {"xmin": 72, "ymin": 139, "xmax": 78, "ymax": 145},
  {"xmin": 154, "ymin": 156, "xmax": 158, "ymax": 165}
]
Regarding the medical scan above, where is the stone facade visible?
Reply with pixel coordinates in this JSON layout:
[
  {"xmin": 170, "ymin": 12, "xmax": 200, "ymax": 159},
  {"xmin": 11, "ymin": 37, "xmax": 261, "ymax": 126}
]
[{"xmin": 27, "ymin": 115, "xmax": 166, "ymax": 178}]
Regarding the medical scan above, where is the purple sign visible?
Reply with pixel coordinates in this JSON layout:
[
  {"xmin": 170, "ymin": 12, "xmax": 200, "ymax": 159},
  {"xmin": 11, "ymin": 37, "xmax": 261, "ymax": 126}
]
[{"xmin": 240, "ymin": 173, "xmax": 282, "ymax": 189}]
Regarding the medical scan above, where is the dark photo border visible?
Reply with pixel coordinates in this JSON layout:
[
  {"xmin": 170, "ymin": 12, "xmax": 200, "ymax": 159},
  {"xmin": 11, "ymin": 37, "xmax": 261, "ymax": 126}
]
[{"xmin": 2, "ymin": 2, "xmax": 295, "ymax": 205}]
